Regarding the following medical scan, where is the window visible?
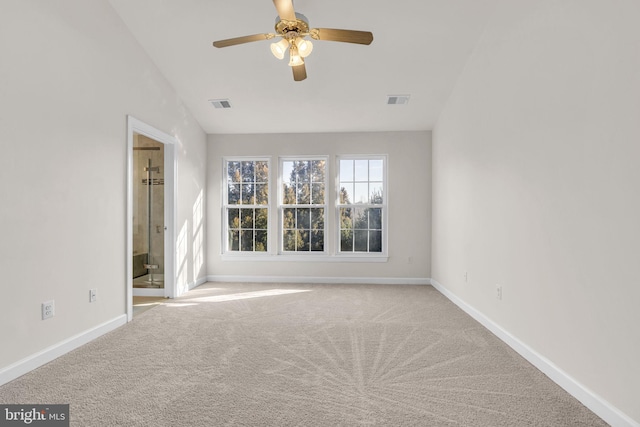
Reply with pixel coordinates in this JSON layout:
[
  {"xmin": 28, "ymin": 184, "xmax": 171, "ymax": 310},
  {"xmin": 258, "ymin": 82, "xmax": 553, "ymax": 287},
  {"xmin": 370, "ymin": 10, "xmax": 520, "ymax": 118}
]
[
  {"xmin": 224, "ymin": 159, "xmax": 269, "ymax": 252},
  {"xmin": 337, "ymin": 157, "xmax": 386, "ymax": 254},
  {"xmin": 280, "ymin": 158, "xmax": 327, "ymax": 253}
]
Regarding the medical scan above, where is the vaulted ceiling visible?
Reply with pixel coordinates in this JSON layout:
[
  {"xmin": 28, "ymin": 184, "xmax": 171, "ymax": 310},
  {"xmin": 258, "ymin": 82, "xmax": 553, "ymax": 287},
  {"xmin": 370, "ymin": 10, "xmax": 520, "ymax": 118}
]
[{"xmin": 110, "ymin": 0, "xmax": 499, "ymax": 134}]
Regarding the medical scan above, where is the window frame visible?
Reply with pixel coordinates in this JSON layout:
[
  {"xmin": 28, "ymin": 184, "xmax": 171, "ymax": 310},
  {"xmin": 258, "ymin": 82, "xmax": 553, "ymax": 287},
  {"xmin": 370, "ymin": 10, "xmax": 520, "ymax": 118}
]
[
  {"xmin": 278, "ymin": 156, "xmax": 329, "ymax": 255},
  {"xmin": 335, "ymin": 155, "xmax": 388, "ymax": 257},
  {"xmin": 222, "ymin": 156, "xmax": 271, "ymax": 255}
]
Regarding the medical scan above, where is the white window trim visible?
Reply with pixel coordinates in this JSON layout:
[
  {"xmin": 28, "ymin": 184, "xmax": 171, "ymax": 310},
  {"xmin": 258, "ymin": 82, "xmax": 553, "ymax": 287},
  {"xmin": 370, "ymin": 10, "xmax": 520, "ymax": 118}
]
[
  {"xmin": 221, "ymin": 156, "xmax": 272, "ymax": 255},
  {"xmin": 278, "ymin": 156, "xmax": 329, "ymax": 255},
  {"xmin": 219, "ymin": 154, "xmax": 389, "ymax": 262},
  {"xmin": 220, "ymin": 254, "xmax": 388, "ymax": 262},
  {"xmin": 335, "ymin": 155, "xmax": 388, "ymax": 257}
]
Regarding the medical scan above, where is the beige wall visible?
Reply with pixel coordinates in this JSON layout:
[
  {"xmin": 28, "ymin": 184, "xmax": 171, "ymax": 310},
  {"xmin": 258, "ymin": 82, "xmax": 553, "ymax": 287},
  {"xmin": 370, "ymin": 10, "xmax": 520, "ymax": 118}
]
[
  {"xmin": 432, "ymin": 0, "xmax": 640, "ymax": 423},
  {"xmin": 207, "ymin": 131, "xmax": 431, "ymax": 282},
  {"xmin": 0, "ymin": 1, "xmax": 206, "ymax": 370}
]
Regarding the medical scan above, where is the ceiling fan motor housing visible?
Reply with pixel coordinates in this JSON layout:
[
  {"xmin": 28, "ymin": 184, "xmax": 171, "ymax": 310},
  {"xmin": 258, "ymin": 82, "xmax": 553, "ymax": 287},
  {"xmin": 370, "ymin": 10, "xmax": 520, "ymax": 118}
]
[{"xmin": 275, "ymin": 12, "xmax": 310, "ymax": 40}]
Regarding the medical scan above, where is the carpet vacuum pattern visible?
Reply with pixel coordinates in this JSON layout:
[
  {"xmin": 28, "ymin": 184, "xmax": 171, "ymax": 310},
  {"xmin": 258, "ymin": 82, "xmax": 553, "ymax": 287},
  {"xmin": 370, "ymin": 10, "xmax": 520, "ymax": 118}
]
[{"xmin": 0, "ymin": 283, "xmax": 606, "ymax": 426}]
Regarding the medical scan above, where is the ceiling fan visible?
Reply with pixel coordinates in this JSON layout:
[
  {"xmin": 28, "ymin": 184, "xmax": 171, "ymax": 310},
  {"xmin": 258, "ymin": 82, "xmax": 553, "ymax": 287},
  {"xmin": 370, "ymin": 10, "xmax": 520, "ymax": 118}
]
[{"xmin": 212, "ymin": 0, "xmax": 374, "ymax": 81}]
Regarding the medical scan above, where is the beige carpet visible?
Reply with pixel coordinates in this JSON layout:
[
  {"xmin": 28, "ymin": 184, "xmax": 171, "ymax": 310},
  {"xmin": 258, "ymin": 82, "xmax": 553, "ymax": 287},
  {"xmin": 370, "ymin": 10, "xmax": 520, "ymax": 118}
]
[
  {"xmin": 132, "ymin": 296, "xmax": 166, "ymax": 317},
  {"xmin": 0, "ymin": 283, "xmax": 607, "ymax": 426}
]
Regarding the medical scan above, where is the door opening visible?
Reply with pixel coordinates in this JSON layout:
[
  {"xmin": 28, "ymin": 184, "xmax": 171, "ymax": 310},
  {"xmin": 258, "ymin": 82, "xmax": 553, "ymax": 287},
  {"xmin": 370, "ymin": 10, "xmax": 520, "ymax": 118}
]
[{"xmin": 126, "ymin": 116, "xmax": 177, "ymax": 321}]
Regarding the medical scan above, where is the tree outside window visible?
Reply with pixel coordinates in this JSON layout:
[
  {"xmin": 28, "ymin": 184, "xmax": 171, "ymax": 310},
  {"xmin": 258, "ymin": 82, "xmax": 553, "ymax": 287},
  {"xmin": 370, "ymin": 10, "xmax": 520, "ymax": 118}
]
[
  {"xmin": 281, "ymin": 159, "xmax": 327, "ymax": 252},
  {"xmin": 338, "ymin": 158, "xmax": 385, "ymax": 253},
  {"xmin": 225, "ymin": 159, "xmax": 269, "ymax": 252}
]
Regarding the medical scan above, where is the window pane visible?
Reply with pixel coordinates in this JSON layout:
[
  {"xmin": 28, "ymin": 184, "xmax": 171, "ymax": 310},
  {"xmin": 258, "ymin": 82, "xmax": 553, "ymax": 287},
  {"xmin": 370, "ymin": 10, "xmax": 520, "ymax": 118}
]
[
  {"xmin": 369, "ymin": 231, "xmax": 382, "ymax": 252},
  {"xmin": 240, "ymin": 209, "xmax": 254, "ymax": 229},
  {"xmin": 297, "ymin": 208, "xmax": 310, "ymax": 230},
  {"xmin": 228, "ymin": 161, "xmax": 241, "ymax": 183},
  {"xmin": 296, "ymin": 161, "xmax": 309, "ymax": 182},
  {"xmin": 354, "ymin": 183, "xmax": 368, "ymax": 204},
  {"xmin": 255, "ymin": 161, "xmax": 269, "ymax": 182},
  {"xmin": 353, "ymin": 208, "xmax": 367, "ymax": 229},
  {"xmin": 283, "ymin": 230, "xmax": 296, "ymax": 251},
  {"xmin": 340, "ymin": 159, "xmax": 353, "ymax": 181},
  {"xmin": 354, "ymin": 230, "xmax": 368, "ymax": 252},
  {"xmin": 369, "ymin": 208, "xmax": 382, "ymax": 229},
  {"xmin": 283, "ymin": 208, "xmax": 295, "ymax": 229},
  {"xmin": 255, "ymin": 230, "xmax": 267, "ymax": 252},
  {"xmin": 228, "ymin": 208, "xmax": 239, "ymax": 230},
  {"xmin": 255, "ymin": 208, "xmax": 268, "ymax": 229},
  {"xmin": 241, "ymin": 230, "xmax": 254, "ymax": 251},
  {"xmin": 340, "ymin": 208, "xmax": 352, "ymax": 229},
  {"xmin": 228, "ymin": 184, "xmax": 240, "ymax": 204},
  {"xmin": 311, "ymin": 183, "xmax": 324, "ymax": 204},
  {"xmin": 282, "ymin": 161, "xmax": 294, "ymax": 184},
  {"xmin": 297, "ymin": 183, "xmax": 310, "ymax": 204},
  {"xmin": 241, "ymin": 161, "xmax": 255, "ymax": 182},
  {"xmin": 370, "ymin": 182, "xmax": 383, "ymax": 204},
  {"xmin": 297, "ymin": 230, "xmax": 310, "ymax": 251},
  {"xmin": 311, "ymin": 160, "xmax": 325, "ymax": 182},
  {"xmin": 242, "ymin": 184, "xmax": 255, "ymax": 204},
  {"xmin": 355, "ymin": 160, "xmax": 368, "ymax": 181},
  {"xmin": 229, "ymin": 230, "xmax": 239, "ymax": 251},
  {"xmin": 255, "ymin": 184, "xmax": 268, "ymax": 204},
  {"xmin": 340, "ymin": 229, "xmax": 353, "ymax": 251},
  {"xmin": 311, "ymin": 208, "xmax": 324, "ymax": 230},
  {"xmin": 282, "ymin": 183, "xmax": 295, "ymax": 204},
  {"xmin": 311, "ymin": 231, "xmax": 324, "ymax": 251},
  {"xmin": 369, "ymin": 159, "xmax": 383, "ymax": 181},
  {"xmin": 339, "ymin": 183, "xmax": 354, "ymax": 204}
]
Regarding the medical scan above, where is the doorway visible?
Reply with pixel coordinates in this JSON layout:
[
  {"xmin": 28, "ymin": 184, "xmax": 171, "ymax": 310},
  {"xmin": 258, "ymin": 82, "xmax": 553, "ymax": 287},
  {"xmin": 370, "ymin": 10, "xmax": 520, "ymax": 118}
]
[
  {"xmin": 126, "ymin": 116, "xmax": 177, "ymax": 321},
  {"xmin": 133, "ymin": 136, "xmax": 165, "ymax": 289}
]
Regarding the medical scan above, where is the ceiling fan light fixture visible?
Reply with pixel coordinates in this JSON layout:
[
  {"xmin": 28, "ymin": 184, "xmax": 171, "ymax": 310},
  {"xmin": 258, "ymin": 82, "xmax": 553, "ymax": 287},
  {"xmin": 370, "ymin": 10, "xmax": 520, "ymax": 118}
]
[
  {"xmin": 295, "ymin": 37, "xmax": 313, "ymax": 58},
  {"xmin": 288, "ymin": 53, "xmax": 304, "ymax": 67},
  {"xmin": 288, "ymin": 44, "xmax": 304, "ymax": 67},
  {"xmin": 270, "ymin": 38, "xmax": 290, "ymax": 60}
]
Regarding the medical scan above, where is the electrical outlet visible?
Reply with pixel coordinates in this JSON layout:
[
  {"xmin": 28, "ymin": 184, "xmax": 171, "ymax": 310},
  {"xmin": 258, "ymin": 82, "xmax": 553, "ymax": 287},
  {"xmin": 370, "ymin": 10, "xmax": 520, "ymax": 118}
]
[
  {"xmin": 89, "ymin": 289, "xmax": 97, "ymax": 303},
  {"xmin": 496, "ymin": 285, "xmax": 502, "ymax": 300},
  {"xmin": 464, "ymin": 272, "xmax": 468, "ymax": 282},
  {"xmin": 42, "ymin": 300, "xmax": 55, "ymax": 320}
]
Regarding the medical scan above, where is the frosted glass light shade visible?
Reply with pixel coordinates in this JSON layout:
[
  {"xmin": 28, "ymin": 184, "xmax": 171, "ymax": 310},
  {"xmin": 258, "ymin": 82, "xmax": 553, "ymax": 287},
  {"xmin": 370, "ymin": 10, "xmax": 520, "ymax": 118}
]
[
  {"xmin": 295, "ymin": 38, "xmax": 313, "ymax": 58},
  {"xmin": 288, "ymin": 53, "xmax": 304, "ymax": 67},
  {"xmin": 270, "ymin": 38, "xmax": 289, "ymax": 60}
]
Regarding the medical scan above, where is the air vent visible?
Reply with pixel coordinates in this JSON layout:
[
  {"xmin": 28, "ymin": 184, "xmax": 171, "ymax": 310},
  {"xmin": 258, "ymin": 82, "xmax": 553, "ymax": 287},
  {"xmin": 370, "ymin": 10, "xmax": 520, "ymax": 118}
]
[
  {"xmin": 209, "ymin": 99, "xmax": 232, "ymax": 109},
  {"xmin": 387, "ymin": 95, "xmax": 410, "ymax": 105}
]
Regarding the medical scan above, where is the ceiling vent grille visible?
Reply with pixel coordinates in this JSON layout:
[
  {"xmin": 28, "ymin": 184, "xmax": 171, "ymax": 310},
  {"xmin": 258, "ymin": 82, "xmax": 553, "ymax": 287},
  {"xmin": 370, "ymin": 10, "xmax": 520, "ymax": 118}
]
[
  {"xmin": 387, "ymin": 95, "xmax": 410, "ymax": 105},
  {"xmin": 209, "ymin": 99, "xmax": 232, "ymax": 109}
]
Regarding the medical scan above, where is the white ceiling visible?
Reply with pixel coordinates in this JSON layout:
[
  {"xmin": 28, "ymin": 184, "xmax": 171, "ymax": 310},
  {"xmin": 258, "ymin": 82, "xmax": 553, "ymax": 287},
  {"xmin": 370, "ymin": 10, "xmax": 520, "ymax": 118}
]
[{"xmin": 109, "ymin": 0, "xmax": 499, "ymax": 134}]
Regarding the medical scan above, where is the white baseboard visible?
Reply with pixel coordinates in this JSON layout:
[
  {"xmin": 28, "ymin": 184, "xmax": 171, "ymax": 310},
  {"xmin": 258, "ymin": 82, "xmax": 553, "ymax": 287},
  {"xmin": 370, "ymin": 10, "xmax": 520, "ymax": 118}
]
[
  {"xmin": 430, "ymin": 279, "xmax": 639, "ymax": 427},
  {"xmin": 0, "ymin": 315, "xmax": 127, "ymax": 387},
  {"xmin": 189, "ymin": 276, "xmax": 208, "ymax": 291},
  {"xmin": 206, "ymin": 275, "xmax": 430, "ymax": 286},
  {"xmin": 132, "ymin": 288, "xmax": 165, "ymax": 297}
]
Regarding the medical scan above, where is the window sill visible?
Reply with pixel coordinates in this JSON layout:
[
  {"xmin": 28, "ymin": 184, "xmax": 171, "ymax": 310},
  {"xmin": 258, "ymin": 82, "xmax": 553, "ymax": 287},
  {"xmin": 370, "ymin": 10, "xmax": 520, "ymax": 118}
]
[{"xmin": 220, "ymin": 254, "xmax": 388, "ymax": 263}]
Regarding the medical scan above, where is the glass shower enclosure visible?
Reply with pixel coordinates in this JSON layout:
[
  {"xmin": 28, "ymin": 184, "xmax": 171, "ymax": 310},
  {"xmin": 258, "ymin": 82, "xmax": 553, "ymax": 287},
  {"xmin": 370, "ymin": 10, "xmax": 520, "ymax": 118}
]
[{"xmin": 132, "ymin": 135, "xmax": 164, "ymax": 288}]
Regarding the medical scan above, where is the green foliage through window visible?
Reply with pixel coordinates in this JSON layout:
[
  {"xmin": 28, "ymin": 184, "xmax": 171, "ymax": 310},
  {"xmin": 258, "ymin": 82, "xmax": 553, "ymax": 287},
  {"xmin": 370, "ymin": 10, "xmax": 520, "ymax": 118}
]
[
  {"xmin": 226, "ymin": 160, "xmax": 269, "ymax": 252},
  {"xmin": 281, "ymin": 159, "xmax": 326, "ymax": 252},
  {"xmin": 338, "ymin": 158, "xmax": 385, "ymax": 253}
]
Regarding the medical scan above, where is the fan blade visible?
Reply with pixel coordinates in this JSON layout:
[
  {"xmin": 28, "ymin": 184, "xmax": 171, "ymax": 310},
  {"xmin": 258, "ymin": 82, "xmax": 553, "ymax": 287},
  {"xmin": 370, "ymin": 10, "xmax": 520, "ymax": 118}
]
[
  {"xmin": 273, "ymin": 0, "xmax": 296, "ymax": 22},
  {"xmin": 292, "ymin": 63, "xmax": 307, "ymax": 81},
  {"xmin": 310, "ymin": 28, "xmax": 374, "ymax": 45},
  {"xmin": 213, "ymin": 34, "xmax": 272, "ymax": 48}
]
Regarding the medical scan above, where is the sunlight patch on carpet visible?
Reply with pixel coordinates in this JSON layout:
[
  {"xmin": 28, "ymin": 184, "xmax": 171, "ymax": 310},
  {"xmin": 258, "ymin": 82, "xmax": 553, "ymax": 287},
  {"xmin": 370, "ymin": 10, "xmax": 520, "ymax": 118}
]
[{"xmin": 184, "ymin": 289, "xmax": 311, "ymax": 303}]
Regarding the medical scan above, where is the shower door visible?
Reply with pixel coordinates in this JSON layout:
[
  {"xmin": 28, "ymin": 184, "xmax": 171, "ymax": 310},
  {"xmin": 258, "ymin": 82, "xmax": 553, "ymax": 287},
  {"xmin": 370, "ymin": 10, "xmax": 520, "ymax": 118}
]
[{"xmin": 132, "ymin": 135, "xmax": 165, "ymax": 291}]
